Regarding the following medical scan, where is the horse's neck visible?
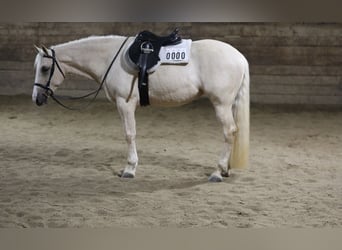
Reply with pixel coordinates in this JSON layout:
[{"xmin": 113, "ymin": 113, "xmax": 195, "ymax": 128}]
[{"xmin": 54, "ymin": 36, "xmax": 126, "ymax": 83}]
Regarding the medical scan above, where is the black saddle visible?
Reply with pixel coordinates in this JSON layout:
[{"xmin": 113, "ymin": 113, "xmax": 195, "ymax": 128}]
[{"xmin": 128, "ymin": 28, "xmax": 182, "ymax": 106}]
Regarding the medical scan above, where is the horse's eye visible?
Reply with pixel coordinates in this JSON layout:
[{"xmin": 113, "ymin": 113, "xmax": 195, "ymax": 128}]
[{"xmin": 41, "ymin": 66, "xmax": 50, "ymax": 73}]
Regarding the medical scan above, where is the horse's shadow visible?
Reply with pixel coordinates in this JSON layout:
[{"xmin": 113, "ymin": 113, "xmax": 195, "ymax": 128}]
[{"xmin": 2, "ymin": 143, "xmax": 239, "ymax": 202}]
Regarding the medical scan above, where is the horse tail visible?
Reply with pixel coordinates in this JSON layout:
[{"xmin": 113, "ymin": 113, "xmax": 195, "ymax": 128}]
[{"xmin": 229, "ymin": 60, "xmax": 250, "ymax": 169}]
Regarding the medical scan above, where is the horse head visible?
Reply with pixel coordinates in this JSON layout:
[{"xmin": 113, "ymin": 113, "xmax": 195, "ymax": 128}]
[{"xmin": 32, "ymin": 45, "xmax": 65, "ymax": 106}]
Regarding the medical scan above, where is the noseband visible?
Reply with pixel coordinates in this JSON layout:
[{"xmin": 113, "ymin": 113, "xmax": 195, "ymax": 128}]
[{"xmin": 34, "ymin": 37, "xmax": 129, "ymax": 110}]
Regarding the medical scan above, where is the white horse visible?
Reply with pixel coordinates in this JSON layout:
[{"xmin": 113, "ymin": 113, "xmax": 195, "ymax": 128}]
[{"xmin": 32, "ymin": 35, "xmax": 250, "ymax": 182}]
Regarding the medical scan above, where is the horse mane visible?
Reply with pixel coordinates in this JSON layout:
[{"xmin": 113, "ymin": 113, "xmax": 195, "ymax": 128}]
[
  {"xmin": 34, "ymin": 35, "xmax": 126, "ymax": 68},
  {"xmin": 52, "ymin": 35, "xmax": 126, "ymax": 49}
]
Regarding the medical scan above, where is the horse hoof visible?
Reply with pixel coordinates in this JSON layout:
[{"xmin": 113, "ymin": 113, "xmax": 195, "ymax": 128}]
[
  {"xmin": 208, "ymin": 173, "xmax": 223, "ymax": 182},
  {"xmin": 221, "ymin": 170, "xmax": 230, "ymax": 177},
  {"xmin": 121, "ymin": 172, "xmax": 135, "ymax": 178}
]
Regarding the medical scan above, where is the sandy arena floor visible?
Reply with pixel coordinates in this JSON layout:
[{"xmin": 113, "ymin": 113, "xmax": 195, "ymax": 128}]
[{"xmin": 0, "ymin": 96, "xmax": 341, "ymax": 228}]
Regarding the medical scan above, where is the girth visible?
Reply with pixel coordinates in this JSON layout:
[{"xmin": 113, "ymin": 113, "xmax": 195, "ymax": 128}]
[{"xmin": 128, "ymin": 28, "xmax": 182, "ymax": 106}]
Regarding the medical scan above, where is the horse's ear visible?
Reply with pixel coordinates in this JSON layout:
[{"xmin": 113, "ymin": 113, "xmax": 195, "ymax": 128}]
[
  {"xmin": 34, "ymin": 44, "xmax": 42, "ymax": 54},
  {"xmin": 41, "ymin": 45, "xmax": 49, "ymax": 56}
]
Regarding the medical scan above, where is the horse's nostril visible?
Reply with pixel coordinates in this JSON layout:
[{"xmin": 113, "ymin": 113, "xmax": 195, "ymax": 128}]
[
  {"xmin": 36, "ymin": 93, "xmax": 47, "ymax": 106},
  {"xmin": 36, "ymin": 98, "xmax": 43, "ymax": 106}
]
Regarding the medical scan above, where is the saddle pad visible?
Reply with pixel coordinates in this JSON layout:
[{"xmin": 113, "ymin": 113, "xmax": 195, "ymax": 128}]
[{"xmin": 159, "ymin": 39, "xmax": 192, "ymax": 64}]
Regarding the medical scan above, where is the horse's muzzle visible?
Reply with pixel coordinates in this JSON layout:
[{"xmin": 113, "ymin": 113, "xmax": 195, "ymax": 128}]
[{"xmin": 35, "ymin": 93, "xmax": 48, "ymax": 106}]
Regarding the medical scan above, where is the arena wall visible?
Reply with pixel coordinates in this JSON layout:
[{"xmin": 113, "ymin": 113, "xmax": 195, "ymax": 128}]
[{"xmin": 0, "ymin": 22, "xmax": 341, "ymax": 105}]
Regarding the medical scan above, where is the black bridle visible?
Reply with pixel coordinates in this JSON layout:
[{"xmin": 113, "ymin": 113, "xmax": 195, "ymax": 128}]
[
  {"xmin": 34, "ymin": 48, "xmax": 65, "ymax": 98},
  {"xmin": 34, "ymin": 37, "xmax": 129, "ymax": 110}
]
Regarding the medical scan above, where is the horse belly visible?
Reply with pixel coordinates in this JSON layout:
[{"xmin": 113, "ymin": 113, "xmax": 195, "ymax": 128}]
[{"xmin": 148, "ymin": 64, "xmax": 202, "ymax": 107}]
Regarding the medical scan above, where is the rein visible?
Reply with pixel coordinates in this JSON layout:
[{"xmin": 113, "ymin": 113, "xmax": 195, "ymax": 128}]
[{"xmin": 34, "ymin": 37, "xmax": 129, "ymax": 110}]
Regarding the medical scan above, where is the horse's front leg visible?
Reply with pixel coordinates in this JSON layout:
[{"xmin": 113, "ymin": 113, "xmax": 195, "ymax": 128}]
[{"xmin": 116, "ymin": 97, "xmax": 138, "ymax": 178}]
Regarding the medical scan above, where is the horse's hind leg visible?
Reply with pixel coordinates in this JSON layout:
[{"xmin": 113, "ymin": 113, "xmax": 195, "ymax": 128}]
[
  {"xmin": 209, "ymin": 103, "xmax": 236, "ymax": 182},
  {"xmin": 116, "ymin": 98, "xmax": 138, "ymax": 178}
]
